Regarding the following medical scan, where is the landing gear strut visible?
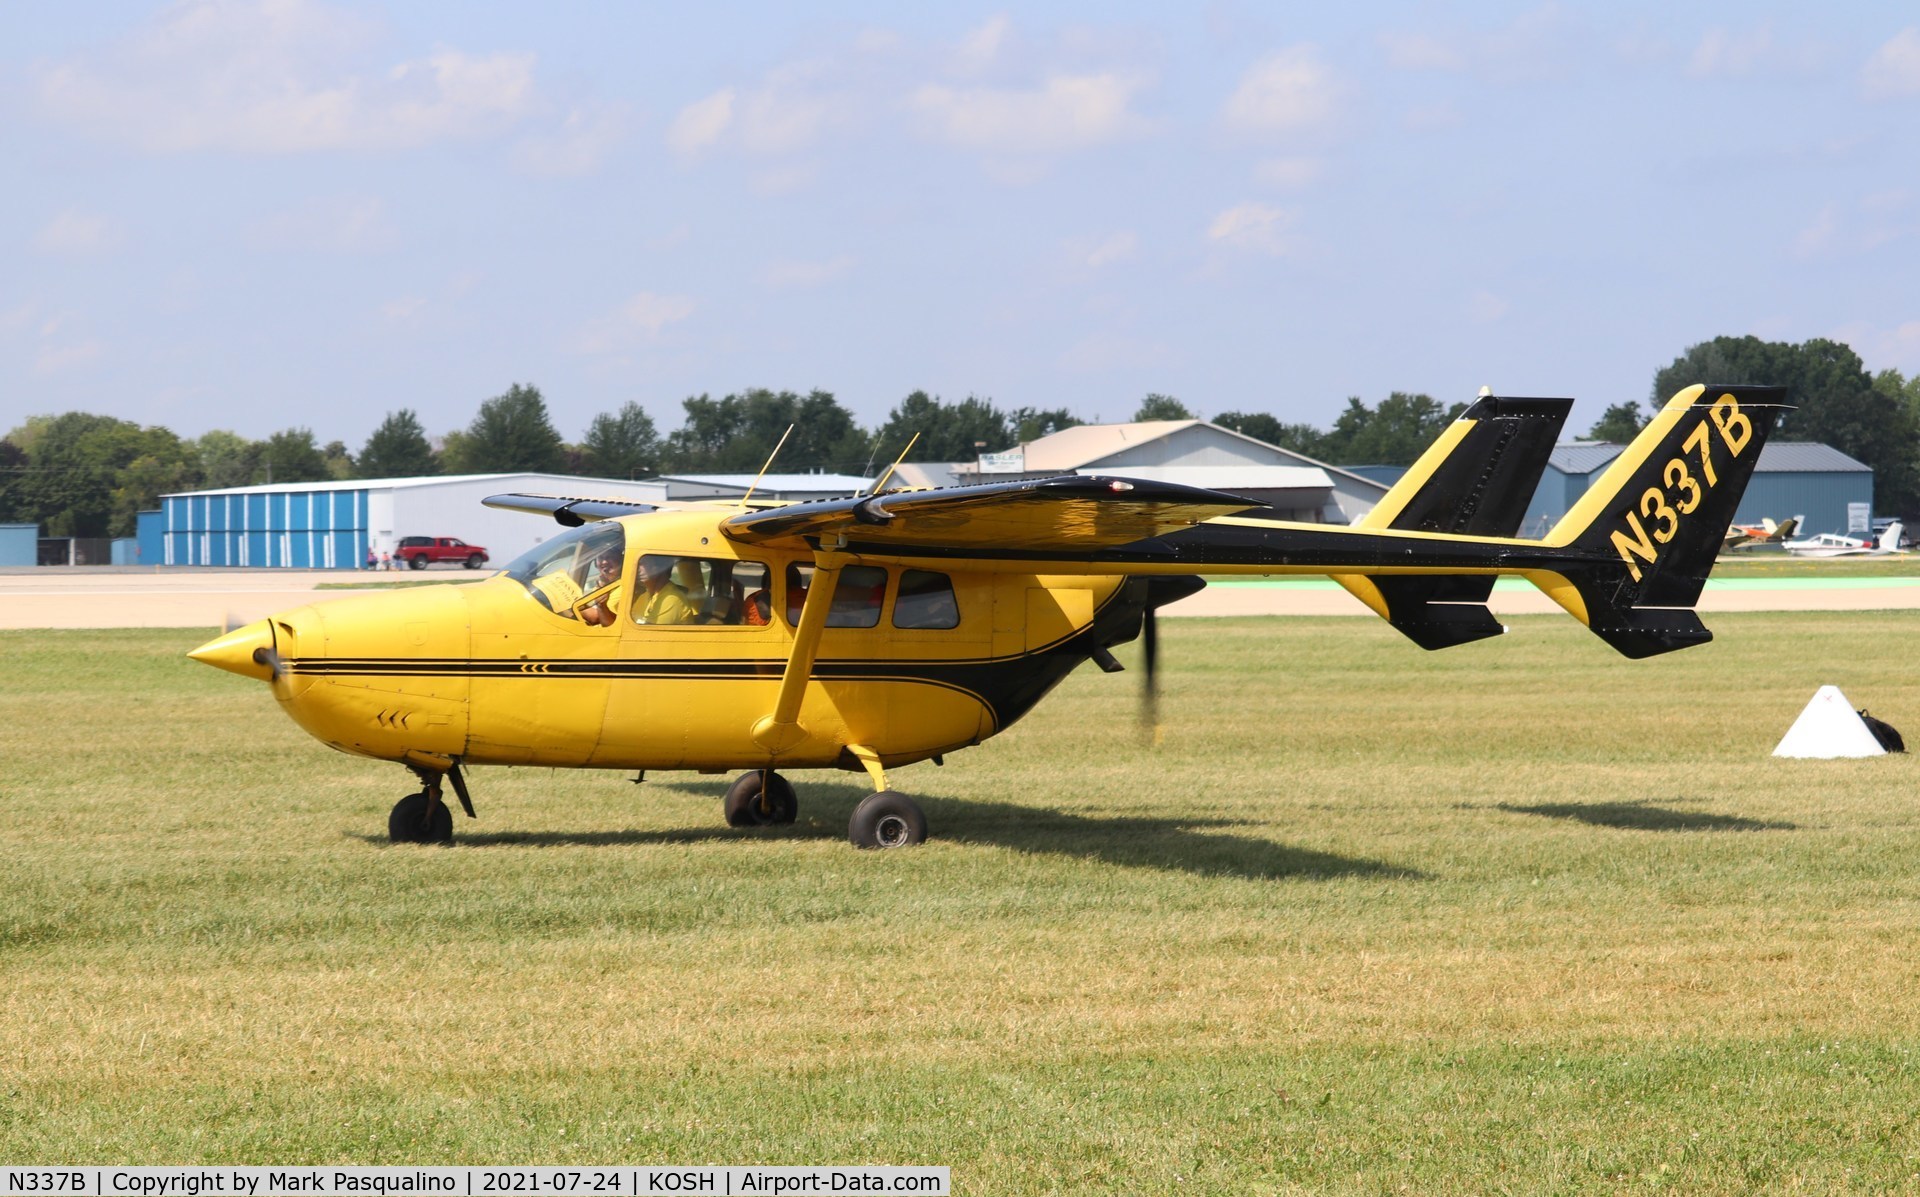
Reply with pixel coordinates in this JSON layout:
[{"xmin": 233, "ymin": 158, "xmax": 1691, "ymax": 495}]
[{"xmin": 724, "ymin": 769, "xmax": 798, "ymax": 827}]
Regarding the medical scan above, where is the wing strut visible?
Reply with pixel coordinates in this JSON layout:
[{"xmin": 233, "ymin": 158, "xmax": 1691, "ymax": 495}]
[{"xmin": 750, "ymin": 553, "xmax": 845, "ymax": 755}]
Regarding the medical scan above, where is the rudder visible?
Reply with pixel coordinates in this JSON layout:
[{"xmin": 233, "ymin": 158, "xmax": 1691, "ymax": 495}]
[{"xmin": 1534, "ymin": 384, "xmax": 1788, "ymax": 658}]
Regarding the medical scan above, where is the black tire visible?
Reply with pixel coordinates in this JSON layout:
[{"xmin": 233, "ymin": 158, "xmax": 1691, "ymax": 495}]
[
  {"xmin": 848, "ymin": 790, "xmax": 926, "ymax": 849},
  {"xmin": 388, "ymin": 792, "xmax": 454, "ymax": 844},
  {"xmin": 464, "ymin": 553, "xmax": 485, "ymax": 569},
  {"xmin": 724, "ymin": 770, "xmax": 798, "ymax": 827},
  {"xmin": 409, "ymin": 554, "xmax": 429, "ymax": 570}
]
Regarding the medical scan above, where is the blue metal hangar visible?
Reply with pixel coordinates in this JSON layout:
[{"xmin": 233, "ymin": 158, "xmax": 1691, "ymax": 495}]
[{"xmin": 152, "ymin": 473, "xmax": 669, "ymax": 569}]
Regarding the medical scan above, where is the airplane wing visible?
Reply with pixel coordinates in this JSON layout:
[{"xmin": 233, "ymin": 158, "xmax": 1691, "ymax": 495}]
[
  {"xmin": 484, "ymin": 493, "xmax": 660, "ymax": 526},
  {"xmin": 719, "ymin": 475, "xmax": 1264, "ymax": 553}
]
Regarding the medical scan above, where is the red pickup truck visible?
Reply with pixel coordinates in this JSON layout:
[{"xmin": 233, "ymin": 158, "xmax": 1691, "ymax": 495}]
[{"xmin": 396, "ymin": 536, "xmax": 490, "ymax": 570}]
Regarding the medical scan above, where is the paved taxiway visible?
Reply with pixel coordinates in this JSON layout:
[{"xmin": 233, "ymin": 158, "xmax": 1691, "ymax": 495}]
[{"xmin": 4, "ymin": 566, "xmax": 1920, "ymax": 630}]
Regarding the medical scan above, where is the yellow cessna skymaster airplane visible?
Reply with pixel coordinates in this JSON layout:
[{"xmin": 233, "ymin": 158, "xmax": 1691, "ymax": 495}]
[{"xmin": 191, "ymin": 384, "xmax": 1782, "ymax": 848}]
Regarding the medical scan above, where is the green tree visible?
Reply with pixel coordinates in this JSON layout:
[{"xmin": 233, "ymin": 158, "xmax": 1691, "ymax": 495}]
[
  {"xmin": 11, "ymin": 412, "xmax": 197, "ymax": 537},
  {"xmin": 1214, "ymin": 411, "xmax": 1329, "ymax": 457},
  {"xmin": 1008, "ymin": 406, "xmax": 1082, "ymax": 443},
  {"xmin": 580, "ymin": 401, "xmax": 661, "ymax": 479},
  {"xmin": 1653, "ymin": 336, "xmax": 1920, "ymax": 515},
  {"xmin": 194, "ymin": 430, "xmax": 257, "ymax": 489},
  {"xmin": 441, "ymin": 383, "xmax": 567, "ymax": 474},
  {"xmin": 872, "ymin": 392, "xmax": 1012, "ymax": 461},
  {"xmin": 1134, "ymin": 393, "xmax": 1194, "ymax": 421},
  {"xmin": 254, "ymin": 428, "xmax": 331, "ymax": 484},
  {"xmin": 1317, "ymin": 393, "xmax": 1465, "ymax": 465},
  {"xmin": 358, "ymin": 409, "xmax": 439, "ymax": 479},
  {"xmin": 663, "ymin": 388, "xmax": 871, "ymax": 474},
  {"xmin": 0, "ymin": 438, "xmax": 28, "ymax": 523},
  {"xmin": 322, "ymin": 440, "xmax": 355, "ymax": 480},
  {"xmin": 1585, "ymin": 402, "xmax": 1650, "ymax": 442}
]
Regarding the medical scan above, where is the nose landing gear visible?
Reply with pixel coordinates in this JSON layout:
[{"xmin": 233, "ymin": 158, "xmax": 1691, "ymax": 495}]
[{"xmin": 388, "ymin": 761, "xmax": 474, "ymax": 845}]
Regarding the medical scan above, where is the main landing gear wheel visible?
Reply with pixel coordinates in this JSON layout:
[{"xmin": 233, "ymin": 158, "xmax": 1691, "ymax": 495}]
[
  {"xmin": 388, "ymin": 791, "xmax": 453, "ymax": 844},
  {"xmin": 848, "ymin": 791, "xmax": 926, "ymax": 849},
  {"xmin": 724, "ymin": 770, "xmax": 798, "ymax": 827}
]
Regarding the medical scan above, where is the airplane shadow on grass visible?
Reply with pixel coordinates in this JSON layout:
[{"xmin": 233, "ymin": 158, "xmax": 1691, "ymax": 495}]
[
  {"xmin": 414, "ymin": 781, "xmax": 1422, "ymax": 883},
  {"xmin": 1493, "ymin": 799, "xmax": 1798, "ymax": 832}
]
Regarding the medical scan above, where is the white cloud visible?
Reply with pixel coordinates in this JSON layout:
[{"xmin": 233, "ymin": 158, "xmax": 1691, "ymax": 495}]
[
  {"xmin": 667, "ymin": 62, "xmax": 847, "ymax": 158},
  {"xmin": 514, "ymin": 104, "xmax": 631, "ymax": 176},
  {"xmin": 23, "ymin": 312, "xmax": 105, "ymax": 375},
  {"xmin": 246, "ymin": 196, "xmax": 395, "ymax": 252},
  {"xmin": 380, "ymin": 296, "xmax": 427, "ymax": 323},
  {"xmin": 33, "ymin": 211, "xmax": 119, "ymax": 256},
  {"xmin": 763, "ymin": 256, "xmax": 854, "ymax": 290},
  {"xmin": 1207, "ymin": 202, "xmax": 1296, "ymax": 256},
  {"xmin": 955, "ymin": 15, "xmax": 1012, "ymax": 74},
  {"xmin": 1374, "ymin": 10, "xmax": 1596, "ymax": 82},
  {"xmin": 574, "ymin": 292, "xmax": 696, "ymax": 353},
  {"xmin": 1379, "ymin": 32, "xmax": 1467, "ymax": 72},
  {"xmin": 1223, "ymin": 47, "xmax": 1340, "ymax": 134},
  {"xmin": 1687, "ymin": 25, "xmax": 1775, "ymax": 78},
  {"xmin": 1467, "ymin": 290, "xmax": 1509, "ymax": 324},
  {"xmin": 35, "ymin": 0, "xmax": 536, "ymax": 153},
  {"xmin": 668, "ymin": 88, "xmax": 735, "ymax": 153},
  {"xmin": 1864, "ymin": 28, "xmax": 1920, "ymax": 99},
  {"xmin": 1085, "ymin": 231, "xmax": 1138, "ymax": 268},
  {"xmin": 913, "ymin": 73, "xmax": 1150, "ymax": 152}
]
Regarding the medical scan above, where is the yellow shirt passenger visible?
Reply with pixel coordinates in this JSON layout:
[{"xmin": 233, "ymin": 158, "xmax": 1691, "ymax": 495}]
[{"xmin": 636, "ymin": 557, "xmax": 695, "ymax": 625}]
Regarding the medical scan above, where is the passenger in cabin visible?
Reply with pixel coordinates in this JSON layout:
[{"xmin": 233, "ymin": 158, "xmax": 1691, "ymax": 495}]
[
  {"xmin": 635, "ymin": 554, "xmax": 695, "ymax": 625},
  {"xmin": 580, "ymin": 550, "xmax": 624, "ymax": 627}
]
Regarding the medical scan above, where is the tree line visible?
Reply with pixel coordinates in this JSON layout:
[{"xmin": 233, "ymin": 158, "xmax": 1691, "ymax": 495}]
[{"xmin": 6, "ymin": 334, "xmax": 1919, "ymax": 538}]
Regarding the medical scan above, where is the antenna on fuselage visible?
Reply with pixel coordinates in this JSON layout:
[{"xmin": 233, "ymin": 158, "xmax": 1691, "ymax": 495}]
[
  {"xmin": 865, "ymin": 433, "xmax": 920, "ymax": 496},
  {"xmin": 739, "ymin": 424, "xmax": 796, "ymax": 507}
]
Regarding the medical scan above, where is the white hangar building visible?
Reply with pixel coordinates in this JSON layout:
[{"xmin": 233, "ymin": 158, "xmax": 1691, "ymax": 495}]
[
  {"xmin": 955, "ymin": 419, "xmax": 1390, "ymax": 522},
  {"xmin": 155, "ymin": 473, "xmax": 670, "ymax": 570}
]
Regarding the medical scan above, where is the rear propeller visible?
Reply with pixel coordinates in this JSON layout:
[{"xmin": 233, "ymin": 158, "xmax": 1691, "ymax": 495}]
[{"xmin": 1140, "ymin": 606, "xmax": 1161, "ymax": 744}]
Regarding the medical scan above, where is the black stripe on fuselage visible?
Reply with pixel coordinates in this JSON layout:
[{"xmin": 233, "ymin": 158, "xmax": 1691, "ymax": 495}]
[{"xmin": 283, "ymin": 580, "xmax": 1155, "ymax": 733}]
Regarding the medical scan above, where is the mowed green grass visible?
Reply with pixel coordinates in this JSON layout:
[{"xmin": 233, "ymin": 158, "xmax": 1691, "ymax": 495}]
[{"xmin": 4, "ymin": 614, "xmax": 1920, "ymax": 1191}]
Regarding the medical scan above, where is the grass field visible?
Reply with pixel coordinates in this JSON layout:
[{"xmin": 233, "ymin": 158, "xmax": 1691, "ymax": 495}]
[{"xmin": 4, "ymin": 614, "xmax": 1920, "ymax": 1191}]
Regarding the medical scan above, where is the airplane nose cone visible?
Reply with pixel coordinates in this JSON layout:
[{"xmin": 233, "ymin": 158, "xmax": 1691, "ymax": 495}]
[{"xmin": 188, "ymin": 619, "xmax": 279, "ymax": 682}]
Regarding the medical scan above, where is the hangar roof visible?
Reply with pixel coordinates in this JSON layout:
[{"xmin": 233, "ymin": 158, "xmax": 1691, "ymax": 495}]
[{"xmin": 164, "ymin": 472, "xmax": 652, "ymax": 498}]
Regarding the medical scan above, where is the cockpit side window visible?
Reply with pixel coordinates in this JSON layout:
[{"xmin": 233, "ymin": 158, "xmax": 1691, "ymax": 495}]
[{"xmin": 500, "ymin": 523, "xmax": 627, "ymax": 619}]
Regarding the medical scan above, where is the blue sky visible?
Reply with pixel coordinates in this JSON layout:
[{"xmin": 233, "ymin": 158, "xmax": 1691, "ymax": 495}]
[{"xmin": 5, "ymin": 2, "xmax": 1920, "ymax": 447}]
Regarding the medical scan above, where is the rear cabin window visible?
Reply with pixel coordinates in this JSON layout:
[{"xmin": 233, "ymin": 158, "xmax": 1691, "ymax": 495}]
[
  {"xmin": 785, "ymin": 564, "xmax": 888, "ymax": 628},
  {"xmin": 893, "ymin": 570, "xmax": 960, "ymax": 629},
  {"xmin": 632, "ymin": 556, "xmax": 772, "ymax": 626}
]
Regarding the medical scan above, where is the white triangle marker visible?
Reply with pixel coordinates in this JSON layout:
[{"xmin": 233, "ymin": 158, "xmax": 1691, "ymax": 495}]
[{"xmin": 1773, "ymin": 685, "xmax": 1887, "ymax": 758}]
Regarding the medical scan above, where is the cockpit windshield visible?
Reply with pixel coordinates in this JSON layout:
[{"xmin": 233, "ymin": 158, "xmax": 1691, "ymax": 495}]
[{"xmin": 501, "ymin": 523, "xmax": 627, "ymax": 615}]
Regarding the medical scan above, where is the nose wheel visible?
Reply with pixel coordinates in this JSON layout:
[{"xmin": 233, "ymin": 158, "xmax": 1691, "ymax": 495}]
[
  {"xmin": 724, "ymin": 769, "xmax": 798, "ymax": 827},
  {"xmin": 388, "ymin": 790, "xmax": 453, "ymax": 844},
  {"xmin": 388, "ymin": 762, "xmax": 472, "ymax": 844}
]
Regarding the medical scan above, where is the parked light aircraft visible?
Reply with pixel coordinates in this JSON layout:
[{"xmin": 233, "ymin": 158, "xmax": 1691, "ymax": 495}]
[
  {"xmin": 190, "ymin": 384, "xmax": 1783, "ymax": 848},
  {"xmin": 1723, "ymin": 515, "xmax": 1801, "ymax": 549},
  {"xmin": 1784, "ymin": 521, "xmax": 1905, "ymax": 557}
]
